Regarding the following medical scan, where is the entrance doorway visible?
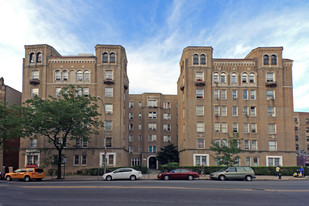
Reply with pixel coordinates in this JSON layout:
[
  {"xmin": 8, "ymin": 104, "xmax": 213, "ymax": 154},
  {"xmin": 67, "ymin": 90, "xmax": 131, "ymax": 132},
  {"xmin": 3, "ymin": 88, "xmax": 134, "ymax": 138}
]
[{"xmin": 148, "ymin": 156, "xmax": 157, "ymax": 169}]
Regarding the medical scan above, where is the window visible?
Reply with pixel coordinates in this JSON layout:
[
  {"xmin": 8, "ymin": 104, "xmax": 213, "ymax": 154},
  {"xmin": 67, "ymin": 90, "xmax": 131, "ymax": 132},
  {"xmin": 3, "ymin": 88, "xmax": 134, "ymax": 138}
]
[
  {"xmin": 138, "ymin": 124, "xmax": 142, "ymax": 130},
  {"xmin": 251, "ymin": 123, "xmax": 257, "ymax": 133},
  {"xmin": 221, "ymin": 90, "xmax": 227, "ymax": 100},
  {"xmin": 197, "ymin": 139, "xmax": 205, "ymax": 149},
  {"xmin": 105, "ymin": 70, "xmax": 113, "ymax": 80},
  {"xmin": 196, "ymin": 106, "xmax": 204, "ymax": 116},
  {"xmin": 214, "ymin": 123, "xmax": 220, "ymax": 133},
  {"xmin": 148, "ymin": 123, "xmax": 157, "ymax": 130},
  {"xmin": 31, "ymin": 70, "xmax": 39, "ymax": 80},
  {"xmin": 243, "ymin": 123, "xmax": 249, "ymax": 133},
  {"xmin": 252, "ymin": 140, "xmax": 257, "ymax": 150},
  {"xmin": 232, "ymin": 90, "xmax": 237, "ymax": 99},
  {"xmin": 243, "ymin": 90, "xmax": 248, "ymax": 100},
  {"xmin": 163, "ymin": 102, "xmax": 171, "ymax": 109},
  {"xmin": 232, "ymin": 123, "xmax": 238, "ymax": 133},
  {"xmin": 221, "ymin": 106, "xmax": 227, "ymax": 116},
  {"xmin": 83, "ymin": 88, "xmax": 89, "ymax": 97},
  {"xmin": 268, "ymin": 106, "xmax": 275, "ymax": 117},
  {"xmin": 105, "ymin": 104, "xmax": 113, "ymax": 114},
  {"xmin": 148, "ymin": 146, "xmax": 157, "ymax": 153},
  {"xmin": 147, "ymin": 99, "xmax": 158, "ymax": 107},
  {"xmin": 196, "ymin": 122, "xmax": 205, "ymax": 133},
  {"xmin": 129, "ymin": 135, "xmax": 134, "ymax": 142},
  {"xmin": 232, "ymin": 106, "xmax": 238, "ymax": 116},
  {"xmin": 76, "ymin": 88, "xmax": 82, "ymax": 96},
  {"xmin": 81, "ymin": 155, "xmax": 87, "ymax": 165},
  {"xmin": 139, "ymin": 101, "xmax": 142, "ymax": 107},
  {"xmin": 36, "ymin": 52, "xmax": 42, "ymax": 63},
  {"xmin": 129, "ymin": 124, "xmax": 134, "ymax": 131},
  {"xmin": 250, "ymin": 106, "xmax": 256, "ymax": 117},
  {"xmin": 268, "ymin": 123, "xmax": 276, "ymax": 134},
  {"xmin": 222, "ymin": 139, "xmax": 228, "ymax": 147},
  {"xmin": 84, "ymin": 71, "xmax": 90, "ymax": 82},
  {"xmin": 296, "ymin": 144, "xmax": 299, "ymax": 150},
  {"xmin": 242, "ymin": 73, "xmax": 247, "ymax": 83},
  {"xmin": 110, "ymin": 53, "xmax": 116, "ymax": 63},
  {"xmin": 74, "ymin": 155, "xmax": 79, "ymax": 165},
  {"xmin": 163, "ymin": 135, "xmax": 171, "ymax": 142},
  {"xmin": 271, "ymin": 54, "xmax": 277, "ymax": 65},
  {"xmin": 196, "ymin": 89, "xmax": 204, "ymax": 99},
  {"xmin": 129, "ymin": 146, "xmax": 133, "ymax": 153},
  {"xmin": 249, "ymin": 73, "xmax": 255, "ymax": 83},
  {"xmin": 29, "ymin": 139, "xmax": 37, "ymax": 148},
  {"xmin": 193, "ymin": 54, "xmax": 199, "ymax": 65},
  {"xmin": 250, "ymin": 90, "xmax": 256, "ymax": 100},
  {"xmin": 220, "ymin": 73, "xmax": 226, "ymax": 83},
  {"xmin": 129, "ymin": 113, "xmax": 134, "ymax": 120},
  {"xmin": 243, "ymin": 106, "xmax": 249, "ymax": 116},
  {"xmin": 222, "ymin": 123, "xmax": 228, "ymax": 133},
  {"xmin": 131, "ymin": 158, "xmax": 140, "ymax": 166},
  {"xmin": 106, "ymin": 137, "xmax": 112, "ymax": 147},
  {"xmin": 213, "ymin": 73, "xmax": 219, "ymax": 83},
  {"xmin": 214, "ymin": 89, "xmax": 220, "ymax": 99},
  {"xmin": 102, "ymin": 52, "xmax": 108, "ymax": 63},
  {"xmin": 163, "ymin": 113, "xmax": 171, "ymax": 120},
  {"xmin": 194, "ymin": 154, "xmax": 209, "ymax": 166},
  {"xmin": 31, "ymin": 88, "xmax": 39, "ymax": 97},
  {"xmin": 77, "ymin": 71, "xmax": 83, "ymax": 81},
  {"xmin": 266, "ymin": 72, "xmax": 275, "ymax": 82},
  {"xmin": 82, "ymin": 140, "xmax": 88, "ymax": 148},
  {"xmin": 269, "ymin": 141, "xmax": 277, "ymax": 151},
  {"xmin": 55, "ymin": 70, "xmax": 61, "ymax": 81},
  {"xmin": 62, "ymin": 70, "xmax": 68, "ymax": 81},
  {"xmin": 29, "ymin": 52, "xmax": 34, "ymax": 63},
  {"xmin": 139, "ymin": 113, "xmax": 142, "ymax": 119},
  {"xmin": 267, "ymin": 90, "xmax": 275, "ymax": 99},
  {"xmin": 245, "ymin": 157, "xmax": 251, "ymax": 166},
  {"xmin": 214, "ymin": 106, "xmax": 220, "ymax": 116},
  {"xmin": 214, "ymin": 139, "xmax": 221, "ymax": 146},
  {"xmin": 231, "ymin": 73, "xmax": 237, "ymax": 84},
  {"xmin": 253, "ymin": 157, "xmax": 259, "ymax": 166},
  {"xmin": 105, "ymin": 88, "xmax": 113, "ymax": 97},
  {"xmin": 56, "ymin": 88, "xmax": 61, "ymax": 97},
  {"xmin": 138, "ymin": 135, "xmax": 142, "ymax": 141},
  {"xmin": 267, "ymin": 156, "xmax": 282, "ymax": 166},
  {"xmin": 104, "ymin": 120, "xmax": 112, "ymax": 131},
  {"xmin": 264, "ymin": 54, "xmax": 269, "ymax": 65},
  {"xmin": 295, "ymin": 136, "xmax": 299, "ymax": 141},
  {"xmin": 163, "ymin": 124, "xmax": 171, "ymax": 131},
  {"xmin": 244, "ymin": 140, "xmax": 250, "ymax": 150},
  {"xmin": 200, "ymin": 54, "xmax": 206, "ymax": 65},
  {"xmin": 195, "ymin": 71, "xmax": 204, "ymax": 81}
]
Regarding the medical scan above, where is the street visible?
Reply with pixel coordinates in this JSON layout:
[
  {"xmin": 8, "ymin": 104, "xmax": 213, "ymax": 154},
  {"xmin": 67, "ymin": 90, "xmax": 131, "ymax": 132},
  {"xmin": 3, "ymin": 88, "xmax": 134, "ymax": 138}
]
[{"xmin": 1, "ymin": 179, "xmax": 308, "ymax": 206}]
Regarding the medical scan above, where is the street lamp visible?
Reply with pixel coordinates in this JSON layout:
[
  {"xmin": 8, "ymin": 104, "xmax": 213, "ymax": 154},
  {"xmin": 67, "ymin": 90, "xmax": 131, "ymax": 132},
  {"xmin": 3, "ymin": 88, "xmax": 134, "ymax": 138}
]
[{"xmin": 97, "ymin": 96, "xmax": 107, "ymax": 174}]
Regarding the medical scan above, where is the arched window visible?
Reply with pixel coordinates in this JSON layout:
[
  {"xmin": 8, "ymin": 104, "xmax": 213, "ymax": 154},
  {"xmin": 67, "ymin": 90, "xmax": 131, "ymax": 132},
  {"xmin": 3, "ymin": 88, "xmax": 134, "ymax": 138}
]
[
  {"xmin": 62, "ymin": 70, "xmax": 68, "ymax": 81},
  {"xmin": 55, "ymin": 70, "xmax": 61, "ymax": 81},
  {"xmin": 220, "ymin": 73, "xmax": 226, "ymax": 83},
  {"xmin": 213, "ymin": 73, "xmax": 219, "ymax": 83},
  {"xmin": 200, "ymin": 54, "xmax": 206, "ymax": 65},
  {"xmin": 102, "ymin": 52, "xmax": 108, "ymax": 63},
  {"xmin": 231, "ymin": 73, "xmax": 237, "ymax": 84},
  {"xmin": 242, "ymin": 73, "xmax": 248, "ymax": 83},
  {"xmin": 77, "ymin": 71, "xmax": 83, "ymax": 81},
  {"xmin": 29, "ymin": 53, "xmax": 34, "ymax": 63},
  {"xmin": 110, "ymin": 53, "xmax": 115, "ymax": 63},
  {"xmin": 193, "ymin": 54, "xmax": 199, "ymax": 65},
  {"xmin": 249, "ymin": 73, "xmax": 255, "ymax": 83},
  {"xmin": 36, "ymin": 52, "xmax": 42, "ymax": 63},
  {"xmin": 84, "ymin": 71, "xmax": 90, "ymax": 82},
  {"xmin": 264, "ymin": 54, "xmax": 269, "ymax": 65},
  {"xmin": 271, "ymin": 55, "xmax": 277, "ymax": 65}
]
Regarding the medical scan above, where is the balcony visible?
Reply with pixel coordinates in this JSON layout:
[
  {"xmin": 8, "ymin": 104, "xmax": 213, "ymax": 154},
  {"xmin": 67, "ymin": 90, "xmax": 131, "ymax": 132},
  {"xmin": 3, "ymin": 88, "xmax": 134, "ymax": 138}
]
[
  {"xmin": 195, "ymin": 79, "xmax": 205, "ymax": 86},
  {"xmin": 104, "ymin": 78, "xmax": 114, "ymax": 85},
  {"xmin": 265, "ymin": 81, "xmax": 277, "ymax": 87},
  {"xmin": 29, "ymin": 79, "xmax": 40, "ymax": 85}
]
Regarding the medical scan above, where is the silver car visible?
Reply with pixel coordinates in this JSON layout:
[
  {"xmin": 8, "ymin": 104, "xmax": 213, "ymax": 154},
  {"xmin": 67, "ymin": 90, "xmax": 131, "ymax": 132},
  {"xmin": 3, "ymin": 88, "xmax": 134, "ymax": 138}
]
[
  {"xmin": 210, "ymin": 167, "xmax": 256, "ymax": 181},
  {"xmin": 103, "ymin": 168, "xmax": 142, "ymax": 181}
]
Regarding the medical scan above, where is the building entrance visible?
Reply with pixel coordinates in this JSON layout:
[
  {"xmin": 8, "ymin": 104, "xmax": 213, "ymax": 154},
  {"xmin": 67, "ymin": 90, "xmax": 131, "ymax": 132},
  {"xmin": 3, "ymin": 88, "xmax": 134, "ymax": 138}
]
[{"xmin": 148, "ymin": 156, "xmax": 157, "ymax": 169}]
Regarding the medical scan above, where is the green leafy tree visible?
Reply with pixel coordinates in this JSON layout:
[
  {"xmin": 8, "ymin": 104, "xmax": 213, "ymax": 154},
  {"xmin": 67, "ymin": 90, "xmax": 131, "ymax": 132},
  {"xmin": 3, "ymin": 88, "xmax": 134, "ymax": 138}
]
[
  {"xmin": 210, "ymin": 133, "xmax": 242, "ymax": 166},
  {"xmin": 22, "ymin": 85, "xmax": 103, "ymax": 179},
  {"xmin": 157, "ymin": 143, "xmax": 179, "ymax": 165}
]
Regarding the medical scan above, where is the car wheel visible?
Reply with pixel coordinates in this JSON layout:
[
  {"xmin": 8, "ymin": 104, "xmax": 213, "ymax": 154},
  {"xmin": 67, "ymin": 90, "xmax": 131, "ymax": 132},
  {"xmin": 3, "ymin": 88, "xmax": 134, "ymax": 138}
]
[
  {"xmin": 164, "ymin": 175, "xmax": 170, "ymax": 180},
  {"xmin": 188, "ymin": 175, "xmax": 194, "ymax": 180},
  {"xmin": 130, "ymin": 175, "xmax": 137, "ymax": 181},
  {"xmin": 245, "ymin": 175, "xmax": 252, "ymax": 181},
  {"xmin": 219, "ymin": 175, "xmax": 226, "ymax": 181},
  {"xmin": 24, "ymin": 176, "xmax": 31, "ymax": 182},
  {"xmin": 6, "ymin": 176, "xmax": 12, "ymax": 181},
  {"xmin": 106, "ymin": 176, "xmax": 112, "ymax": 181}
]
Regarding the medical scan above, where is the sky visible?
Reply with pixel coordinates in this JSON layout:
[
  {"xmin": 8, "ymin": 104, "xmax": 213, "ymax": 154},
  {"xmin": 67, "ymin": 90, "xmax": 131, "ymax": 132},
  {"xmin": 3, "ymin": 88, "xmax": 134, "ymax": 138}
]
[{"xmin": 0, "ymin": 0, "xmax": 309, "ymax": 112}]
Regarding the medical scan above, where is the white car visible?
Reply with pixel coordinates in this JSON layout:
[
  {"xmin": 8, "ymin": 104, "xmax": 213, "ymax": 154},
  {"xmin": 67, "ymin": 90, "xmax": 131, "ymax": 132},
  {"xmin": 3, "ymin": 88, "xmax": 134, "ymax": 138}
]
[{"xmin": 103, "ymin": 168, "xmax": 142, "ymax": 181}]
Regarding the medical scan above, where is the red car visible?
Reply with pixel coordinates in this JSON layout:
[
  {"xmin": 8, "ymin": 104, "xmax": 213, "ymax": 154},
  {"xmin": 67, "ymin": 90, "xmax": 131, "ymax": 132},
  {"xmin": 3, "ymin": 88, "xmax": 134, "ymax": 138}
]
[{"xmin": 157, "ymin": 169, "xmax": 199, "ymax": 180}]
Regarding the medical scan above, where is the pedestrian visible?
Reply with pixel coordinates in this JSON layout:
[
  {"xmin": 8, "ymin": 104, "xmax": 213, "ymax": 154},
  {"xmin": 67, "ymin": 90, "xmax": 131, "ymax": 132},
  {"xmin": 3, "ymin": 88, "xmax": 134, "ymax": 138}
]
[
  {"xmin": 200, "ymin": 165, "xmax": 205, "ymax": 176},
  {"xmin": 276, "ymin": 166, "xmax": 281, "ymax": 179},
  {"xmin": 299, "ymin": 166, "xmax": 305, "ymax": 178}
]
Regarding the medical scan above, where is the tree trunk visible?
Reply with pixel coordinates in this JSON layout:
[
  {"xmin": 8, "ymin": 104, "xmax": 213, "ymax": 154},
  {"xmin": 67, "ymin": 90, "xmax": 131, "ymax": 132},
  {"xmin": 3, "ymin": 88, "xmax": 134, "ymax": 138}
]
[{"xmin": 57, "ymin": 148, "xmax": 62, "ymax": 179}]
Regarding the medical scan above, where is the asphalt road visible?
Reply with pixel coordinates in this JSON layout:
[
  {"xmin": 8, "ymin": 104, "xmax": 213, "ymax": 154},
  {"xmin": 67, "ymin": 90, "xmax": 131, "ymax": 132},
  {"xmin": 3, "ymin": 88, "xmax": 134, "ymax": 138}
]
[{"xmin": 1, "ymin": 180, "xmax": 308, "ymax": 206}]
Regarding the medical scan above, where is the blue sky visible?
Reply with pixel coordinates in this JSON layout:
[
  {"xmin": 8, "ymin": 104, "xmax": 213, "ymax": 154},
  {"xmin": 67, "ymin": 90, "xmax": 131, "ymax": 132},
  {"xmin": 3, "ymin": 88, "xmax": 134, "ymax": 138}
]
[{"xmin": 1, "ymin": 0, "xmax": 309, "ymax": 111}]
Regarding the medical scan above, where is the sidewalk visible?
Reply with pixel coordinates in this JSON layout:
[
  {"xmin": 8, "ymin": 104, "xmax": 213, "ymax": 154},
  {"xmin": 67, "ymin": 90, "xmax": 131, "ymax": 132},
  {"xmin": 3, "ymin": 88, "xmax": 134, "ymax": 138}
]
[{"xmin": 44, "ymin": 174, "xmax": 309, "ymax": 181}]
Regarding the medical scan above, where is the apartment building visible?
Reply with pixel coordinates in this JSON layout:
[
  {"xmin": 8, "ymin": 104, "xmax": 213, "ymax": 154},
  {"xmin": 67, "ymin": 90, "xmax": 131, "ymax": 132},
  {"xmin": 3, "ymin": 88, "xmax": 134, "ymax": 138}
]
[
  {"xmin": 0, "ymin": 77, "xmax": 22, "ymax": 172},
  {"xmin": 128, "ymin": 93, "xmax": 177, "ymax": 169},
  {"xmin": 177, "ymin": 46, "xmax": 296, "ymax": 167},
  {"xmin": 20, "ymin": 44, "xmax": 129, "ymax": 173},
  {"xmin": 294, "ymin": 112, "xmax": 309, "ymax": 166}
]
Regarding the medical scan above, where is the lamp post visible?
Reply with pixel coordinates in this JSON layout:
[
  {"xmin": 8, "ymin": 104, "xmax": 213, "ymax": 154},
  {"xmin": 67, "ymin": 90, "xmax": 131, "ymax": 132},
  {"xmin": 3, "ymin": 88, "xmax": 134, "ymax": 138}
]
[{"xmin": 97, "ymin": 96, "xmax": 107, "ymax": 174}]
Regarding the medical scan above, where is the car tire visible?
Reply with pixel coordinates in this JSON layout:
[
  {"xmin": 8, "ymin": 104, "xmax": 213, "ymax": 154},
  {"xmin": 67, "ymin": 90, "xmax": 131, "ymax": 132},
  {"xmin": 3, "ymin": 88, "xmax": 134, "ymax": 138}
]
[
  {"xmin": 6, "ymin": 176, "xmax": 12, "ymax": 181},
  {"xmin": 164, "ymin": 175, "xmax": 169, "ymax": 180},
  {"xmin": 245, "ymin": 175, "xmax": 252, "ymax": 181},
  {"xmin": 106, "ymin": 176, "xmax": 112, "ymax": 181},
  {"xmin": 219, "ymin": 175, "xmax": 226, "ymax": 181},
  {"xmin": 130, "ymin": 175, "xmax": 137, "ymax": 181},
  {"xmin": 24, "ymin": 176, "xmax": 31, "ymax": 182},
  {"xmin": 188, "ymin": 175, "xmax": 194, "ymax": 180}
]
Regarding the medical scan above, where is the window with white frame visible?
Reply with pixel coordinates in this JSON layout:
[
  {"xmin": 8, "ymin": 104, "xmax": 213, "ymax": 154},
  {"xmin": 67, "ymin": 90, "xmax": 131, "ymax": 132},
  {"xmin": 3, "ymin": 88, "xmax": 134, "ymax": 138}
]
[
  {"xmin": 196, "ymin": 122, "xmax": 205, "ymax": 133},
  {"xmin": 62, "ymin": 70, "xmax": 68, "ymax": 81},
  {"xmin": 221, "ymin": 106, "xmax": 227, "ymax": 116},
  {"xmin": 56, "ymin": 88, "xmax": 61, "ymax": 97},
  {"xmin": 138, "ymin": 135, "xmax": 142, "ymax": 141},
  {"xmin": 84, "ymin": 71, "xmax": 90, "ymax": 82},
  {"xmin": 148, "ymin": 112, "xmax": 157, "ymax": 119},
  {"xmin": 214, "ymin": 139, "xmax": 221, "ymax": 146},
  {"xmin": 232, "ymin": 90, "xmax": 237, "ymax": 99},
  {"xmin": 268, "ymin": 123, "xmax": 276, "ymax": 134},
  {"xmin": 100, "ymin": 153, "xmax": 115, "ymax": 166},
  {"xmin": 271, "ymin": 55, "xmax": 277, "ymax": 65},
  {"xmin": 214, "ymin": 89, "xmax": 220, "ymax": 99},
  {"xmin": 268, "ymin": 106, "xmax": 275, "ymax": 117},
  {"xmin": 222, "ymin": 139, "xmax": 228, "ymax": 147},
  {"xmin": 264, "ymin": 54, "xmax": 269, "ymax": 65},
  {"xmin": 214, "ymin": 106, "xmax": 220, "ymax": 116},
  {"xmin": 110, "ymin": 53, "xmax": 116, "ymax": 63},
  {"xmin": 148, "ymin": 146, "xmax": 157, "ymax": 153},
  {"xmin": 76, "ymin": 88, "xmax": 82, "ymax": 96},
  {"xmin": 200, "ymin": 54, "xmax": 206, "ymax": 65},
  {"xmin": 214, "ymin": 123, "xmax": 220, "ymax": 133},
  {"xmin": 31, "ymin": 70, "xmax": 39, "ymax": 80},
  {"xmin": 232, "ymin": 106, "xmax": 238, "ymax": 116},
  {"xmin": 138, "ymin": 124, "xmax": 142, "ymax": 130},
  {"xmin": 251, "ymin": 123, "xmax": 257, "ymax": 133},
  {"xmin": 31, "ymin": 88, "xmax": 39, "ymax": 97},
  {"xmin": 147, "ymin": 99, "xmax": 158, "ymax": 107},
  {"xmin": 249, "ymin": 73, "xmax": 255, "ymax": 83},
  {"xmin": 267, "ymin": 156, "xmax": 282, "ymax": 166},
  {"xmin": 193, "ymin": 54, "xmax": 199, "ymax": 65},
  {"xmin": 129, "ymin": 123, "xmax": 134, "ymax": 131},
  {"xmin": 105, "ymin": 70, "xmax": 113, "ymax": 80},
  {"xmin": 243, "ymin": 106, "xmax": 249, "ymax": 116},
  {"xmin": 196, "ymin": 105, "xmax": 204, "ymax": 116},
  {"xmin": 163, "ymin": 113, "xmax": 171, "ymax": 120},
  {"xmin": 220, "ymin": 73, "xmax": 226, "ymax": 83},
  {"xmin": 102, "ymin": 52, "xmax": 108, "ymax": 63},
  {"xmin": 138, "ymin": 146, "xmax": 142, "ymax": 152},
  {"xmin": 163, "ymin": 102, "xmax": 171, "ymax": 109},
  {"xmin": 29, "ymin": 138, "xmax": 37, "ymax": 148},
  {"xmin": 232, "ymin": 123, "xmax": 238, "ymax": 133},
  {"xmin": 266, "ymin": 72, "xmax": 275, "ymax": 82},
  {"xmin": 128, "ymin": 113, "xmax": 134, "ymax": 120},
  {"xmin": 139, "ymin": 113, "xmax": 142, "ymax": 119},
  {"xmin": 267, "ymin": 90, "xmax": 275, "ymax": 99},
  {"xmin": 245, "ymin": 157, "xmax": 251, "ymax": 166},
  {"xmin": 129, "ymin": 135, "xmax": 134, "ymax": 142},
  {"xmin": 148, "ymin": 123, "xmax": 157, "ymax": 130},
  {"xmin": 253, "ymin": 157, "xmax": 259, "ymax": 166},
  {"xmin": 222, "ymin": 123, "xmax": 228, "ymax": 133},
  {"xmin": 243, "ymin": 90, "xmax": 248, "ymax": 100},
  {"xmin": 163, "ymin": 135, "xmax": 171, "ymax": 142},
  {"xmin": 213, "ymin": 73, "xmax": 219, "ymax": 83},
  {"xmin": 252, "ymin": 140, "xmax": 257, "ymax": 150},
  {"xmin": 129, "ymin": 146, "xmax": 133, "ymax": 153},
  {"xmin": 105, "ymin": 88, "xmax": 113, "ymax": 97},
  {"xmin": 269, "ymin": 141, "xmax": 277, "ymax": 151},
  {"xmin": 231, "ymin": 73, "xmax": 237, "ymax": 84},
  {"xmin": 194, "ymin": 154, "xmax": 209, "ymax": 166},
  {"xmin": 244, "ymin": 140, "xmax": 250, "ymax": 150},
  {"xmin": 138, "ymin": 101, "xmax": 142, "ymax": 107},
  {"xmin": 221, "ymin": 89, "xmax": 227, "ymax": 100},
  {"xmin": 163, "ymin": 124, "xmax": 171, "ymax": 131},
  {"xmin": 250, "ymin": 106, "xmax": 256, "ymax": 117},
  {"xmin": 196, "ymin": 89, "xmax": 204, "ymax": 99},
  {"xmin": 129, "ymin": 101, "xmax": 134, "ymax": 108},
  {"xmin": 74, "ymin": 155, "xmax": 79, "ymax": 165},
  {"xmin": 243, "ymin": 123, "xmax": 249, "ymax": 133},
  {"xmin": 250, "ymin": 90, "xmax": 256, "ymax": 100},
  {"xmin": 195, "ymin": 71, "xmax": 204, "ymax": 81},
  {"xmin": 242, "ymin": 73, "xmax": 247, "ymax": 83},
  {"xmin": 83, "ymin": 88, "xmax": 89, "ymax": 97},
  {"xmin": 197, "ymin": 139, "xmax": 205, "ymax": 149},
  {"xmin": 105, "ymin": 104, "xmax": 113, "ymax": 114},
  {"xmin": 106, "ymin": 137, "xmax": 112, "ymax": 147},
  {"xmin": 105, "ymin": 120, "xmax": 112, "ymax": 131},
  {"xmin": 131, "ymin": 158, "xmax": 140, "ymax": 166},
  {"xmin": 81, "ymin": 155, "xmax": 87, "ymax": 165},
  {"xmin": 55, "ymin": 70, "xmax": 61, "ymax": 81},
  {"xmin": 77, "ymin": 71, "xmax": 83, "ymax": 81}
]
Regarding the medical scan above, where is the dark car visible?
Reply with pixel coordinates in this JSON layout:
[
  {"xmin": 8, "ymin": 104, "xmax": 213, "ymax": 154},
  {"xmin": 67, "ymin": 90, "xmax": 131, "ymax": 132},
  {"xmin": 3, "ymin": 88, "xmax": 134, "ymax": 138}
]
[{"xmin": 158, "ymin": 169, "xmax": 199, "ymax": 180}]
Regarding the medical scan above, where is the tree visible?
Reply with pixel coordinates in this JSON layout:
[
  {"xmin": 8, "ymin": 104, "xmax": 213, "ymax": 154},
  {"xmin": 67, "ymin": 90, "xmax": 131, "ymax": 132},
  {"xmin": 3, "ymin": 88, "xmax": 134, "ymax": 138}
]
[
  {"xmin": 210, "ymin": 133, "xmax": 242, "ymax": 166},
  {"xmin": 22, "ymin": 85, "xmax": 103, "ymax": 179},
  {"xmin": 157, "ymin": 143, "xmax": 179, "ymax": 165}
]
